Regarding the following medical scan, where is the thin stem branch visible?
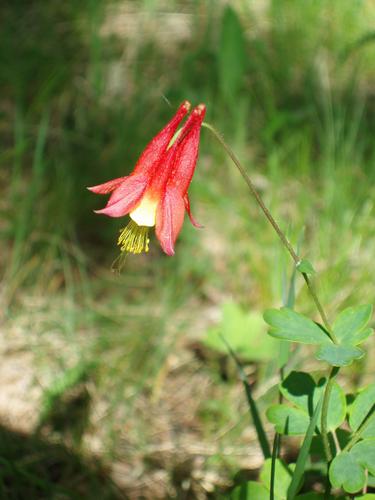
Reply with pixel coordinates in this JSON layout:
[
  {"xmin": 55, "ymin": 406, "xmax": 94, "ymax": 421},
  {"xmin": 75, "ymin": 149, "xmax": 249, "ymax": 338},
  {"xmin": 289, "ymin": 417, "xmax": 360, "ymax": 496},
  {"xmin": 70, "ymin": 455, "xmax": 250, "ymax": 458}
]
[
  {"xmin": 203, "ymin": 121, "xmax": 341, "ymax": 478},
  {"xmin": 203, "ymin": 122, "xmax": 336, "ymax": 339}
]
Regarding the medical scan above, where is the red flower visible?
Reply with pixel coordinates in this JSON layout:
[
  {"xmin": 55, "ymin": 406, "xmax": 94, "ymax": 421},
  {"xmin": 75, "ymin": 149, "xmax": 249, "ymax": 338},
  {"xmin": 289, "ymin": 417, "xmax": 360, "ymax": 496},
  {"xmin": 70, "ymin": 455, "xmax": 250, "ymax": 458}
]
[{"xmin": 88, "ymin": 101, "xmax": 206, "ymax": 256}]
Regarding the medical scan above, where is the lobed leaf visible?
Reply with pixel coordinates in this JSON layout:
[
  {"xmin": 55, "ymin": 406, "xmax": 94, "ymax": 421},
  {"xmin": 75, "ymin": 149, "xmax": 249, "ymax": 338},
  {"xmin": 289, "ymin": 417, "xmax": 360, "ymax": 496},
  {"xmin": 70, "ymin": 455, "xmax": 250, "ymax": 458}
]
[
  {"xmin": 264, "ymin": 308, "xmax": 331, "ymax": 345},
  {"xmin": 279, "ymin": 371, "xmax": 346, "ymax": 432},
  {"xmin": 315, "ymin": 343, "xmax": 364, "ymax": 366},
  {"xmin": 267, "ymin": 404, "xmax": 310, "ymax": 435},
  {"xmin": 351, "ymin": 438, "xmax": 375, "ymax": 475},
  {"xmin": 329, "ymin": 452, "xmax": 366, "ymax": 493},
  {"xmin": 349, "ymin": 383, "xmax": 375, "ymax": 438},
  {"xmin": 332, "ymin": 304, "xmax": 373, "ymax": 345}
]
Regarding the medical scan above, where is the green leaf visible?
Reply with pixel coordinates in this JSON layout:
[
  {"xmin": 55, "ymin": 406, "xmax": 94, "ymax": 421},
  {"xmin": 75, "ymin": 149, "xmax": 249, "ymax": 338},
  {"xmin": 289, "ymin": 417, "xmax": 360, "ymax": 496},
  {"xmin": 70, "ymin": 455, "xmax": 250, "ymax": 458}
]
[
  {"xmin": 229, "ymin": 481, "xmax": 269, "ymax": 500},
  {"xmin": 315, "ymin": 343, "xmax": 364, "ymax": 366},
  {"xmin": 279, "ymin": 371, "xmax": 346, "ymax": 432},
  {"xmin": 351, "ymin": 439, "xmax": 375, "ymax": 474},
  {"xmin": 332, "ymin": 304, "xmax": 373, "ymax": 345},
  {"xmin": 355, "ymin": 495, "xmax": 375, "ymax": 500},
  {"xmin": 204, "ymin": 302, "xmax": 279, "ymax": 361},
  {"xmin": 350, "ymin": 383, "xmax": 375, "ymax": 438},
  {"xmin": 264, "ymin": 308, "xmax": 331, "ymax": 345},
  {"xmin": 218, "ymin": 6, "xmax": 247, "ymax": 102},
  {"xmin": 229, "ymin": 460, "xmax": 294, "ymax": 500},
  {"xmin": 279, "ymin": 371, "xmax": 316, "ymax": 412},
  {"xmin": 287, "ymin": 394, "xmax": 323, "ymax": 500},
  {"xmin": 329, "ymin": 452, "xmax": 366, "ymax": 493},
  {"xmin": 314, "ymin": 382, "xmax": 346, "ymax": 431},
  {"xmin": 296, "ymin": 259, "xmax": 316, "ymax": 275},
  {"xmin": 267, "ymin": 404, "xmax": 310, "ymax": 435},
  {"xmin": 260, "ymin": 458, "xmax": 293, "ymax": 499}
]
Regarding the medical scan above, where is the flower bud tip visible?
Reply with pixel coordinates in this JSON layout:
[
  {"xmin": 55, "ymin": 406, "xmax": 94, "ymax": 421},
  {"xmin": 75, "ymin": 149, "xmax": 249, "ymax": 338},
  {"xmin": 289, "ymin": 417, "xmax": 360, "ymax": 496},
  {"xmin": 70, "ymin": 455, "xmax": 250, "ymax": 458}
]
[{"xmin": 182, "ymin": 100, "xmax": 191, "ymax": 111}]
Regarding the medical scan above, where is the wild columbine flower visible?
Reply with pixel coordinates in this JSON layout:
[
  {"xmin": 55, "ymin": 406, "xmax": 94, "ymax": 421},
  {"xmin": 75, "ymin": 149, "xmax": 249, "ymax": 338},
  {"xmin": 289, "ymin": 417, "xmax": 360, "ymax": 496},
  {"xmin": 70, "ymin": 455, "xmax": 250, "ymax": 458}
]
[{"xmin": 88, "ymin": 101, "xmax": 206, "ymax": 256}]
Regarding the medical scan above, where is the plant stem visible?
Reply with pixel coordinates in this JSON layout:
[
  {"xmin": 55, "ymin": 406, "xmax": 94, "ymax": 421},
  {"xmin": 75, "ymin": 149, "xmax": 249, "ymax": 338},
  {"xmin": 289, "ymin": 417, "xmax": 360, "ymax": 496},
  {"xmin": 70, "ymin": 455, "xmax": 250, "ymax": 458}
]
[
  {"xmin": 203, "ymin": 122, "xmax": 341, "ymax": 478},
  {"xmin": 203, "ymin": 122, "xmax": 336, "ymax": 340}
]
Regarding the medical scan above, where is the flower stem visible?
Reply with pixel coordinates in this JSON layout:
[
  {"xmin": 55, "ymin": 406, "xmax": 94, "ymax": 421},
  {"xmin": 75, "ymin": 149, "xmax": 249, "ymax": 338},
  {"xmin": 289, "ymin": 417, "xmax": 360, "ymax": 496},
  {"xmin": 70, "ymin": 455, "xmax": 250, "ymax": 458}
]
[
  {"xmin": 203, "ymin": 122, "xmax": 341, "ymax": 474},
  {"xmin": 202, "ymin": 122, "xmax": 336, "ymax": 339}
]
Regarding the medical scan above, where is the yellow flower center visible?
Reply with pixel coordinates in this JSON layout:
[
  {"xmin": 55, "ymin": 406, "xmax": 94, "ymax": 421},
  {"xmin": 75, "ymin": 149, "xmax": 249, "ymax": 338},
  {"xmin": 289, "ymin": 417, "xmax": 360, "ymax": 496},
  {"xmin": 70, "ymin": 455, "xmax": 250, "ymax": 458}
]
[
  {"xmin": 130, "ymin": 193, "xmax": 158, "ymax": 227},
  {"xmin": 118, "ymin": 220, "xmax": 150, "ymax": 254}
]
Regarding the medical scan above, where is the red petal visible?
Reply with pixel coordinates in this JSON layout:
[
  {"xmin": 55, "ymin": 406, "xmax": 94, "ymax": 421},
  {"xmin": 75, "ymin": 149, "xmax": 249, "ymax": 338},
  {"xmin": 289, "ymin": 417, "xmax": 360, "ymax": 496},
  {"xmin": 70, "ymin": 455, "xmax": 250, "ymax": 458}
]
[
  {"xmin": 87, "ymin": 176, "xmax": 127, "ymax": 194},
  {"xmin": 184, "ymin": 194, "xmax": 203, "ymax": 228},
  {"xmin": 155, "ymin": 188, "xmax": 185, "ymax": 256},
  {"xmin": 133, "ymin": 101, "xmax": 190, "ymax": 178},
  {"xmin": 168, "ymin": 104, "xmax": 206, "ymax": 195},
  {"xmin": 147, "ymin": 106, "xmax": 203, "ymax": 194},
  {"xmin": 94, "ymin": 175, "xmax": 147, "ymax": 218}
]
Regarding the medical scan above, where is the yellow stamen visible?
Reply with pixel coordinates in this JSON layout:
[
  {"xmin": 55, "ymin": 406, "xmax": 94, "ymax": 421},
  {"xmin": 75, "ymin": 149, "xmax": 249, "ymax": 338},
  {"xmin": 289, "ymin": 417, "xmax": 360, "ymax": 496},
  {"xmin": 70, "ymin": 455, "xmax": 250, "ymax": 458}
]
[{"xmin": 117, "ymin": 220, "xmax": 150, "ymax": 254}]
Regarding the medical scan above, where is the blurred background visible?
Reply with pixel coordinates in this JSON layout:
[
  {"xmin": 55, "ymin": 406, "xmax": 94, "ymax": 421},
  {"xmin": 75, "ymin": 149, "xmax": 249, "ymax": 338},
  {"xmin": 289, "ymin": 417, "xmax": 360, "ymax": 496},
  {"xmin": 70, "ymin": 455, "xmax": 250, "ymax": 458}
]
[{"xmin": 1, "ymin": 0, "xmax": 375, "ymax": 498}]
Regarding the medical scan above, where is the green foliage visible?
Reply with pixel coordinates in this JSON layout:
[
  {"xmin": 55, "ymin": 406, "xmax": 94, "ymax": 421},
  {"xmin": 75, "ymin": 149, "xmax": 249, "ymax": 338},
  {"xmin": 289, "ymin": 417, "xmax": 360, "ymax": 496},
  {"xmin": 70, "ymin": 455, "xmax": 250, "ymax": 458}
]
[
  {"xmin": 267, "ymin": 371, "xmax": 346, "ymax": 435},
  {"xmin": 315, "ymin": 343, "xmax": 364, "ymax": 366},
  {"xmin": 264, "ymin": 304, "xmax": 374, "ymax": 366},
  {"xmin": 264, "ymin": 308, "xmax": 330, "ymax": 344},
  {"xmin": 332, "ymin": 304, "xmax": 373, "ymax": 344},
  {"xmin": 267, "ymin": 405, "xmax": 310, "ymax": 435},
  {"xmin": 287, "ymin": 393, "xmax": 323, "ymax": 500},
  {"xmin": 349, "ymin": 383, "xmax": 375, "ymax": 438},
  {"xmin": 204, "ymin": 302, "xmax": 279, "ymax": 361},
  {"xmin": 329, "ymin": 438, "xmax": 375, "ymax": 494},
  {"xmin": 229, "ymin": 458, "xmax": 293, "ymax": 500},
  {"xmin": 229, "ymin": 481, "xmax": 269, "ymax": 500},
  {"xmin": 329, "ymin": 451, "xmax": 366, "ymax": 494}
]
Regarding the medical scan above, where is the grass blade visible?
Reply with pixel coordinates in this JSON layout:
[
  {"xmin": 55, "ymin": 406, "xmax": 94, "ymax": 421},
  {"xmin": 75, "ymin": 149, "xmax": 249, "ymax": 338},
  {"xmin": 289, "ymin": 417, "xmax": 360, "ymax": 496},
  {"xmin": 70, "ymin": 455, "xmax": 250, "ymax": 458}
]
[
  {"xmin": 287, "ymin": 393, "xmax": 324, "ymax": 499},
  {"xmin": 219, "ymin": 333, "xmax": 271, "ymax": 459},
  {"xmin": 270, "ymin": 431, "xmax": 281, "ymax": 500}
]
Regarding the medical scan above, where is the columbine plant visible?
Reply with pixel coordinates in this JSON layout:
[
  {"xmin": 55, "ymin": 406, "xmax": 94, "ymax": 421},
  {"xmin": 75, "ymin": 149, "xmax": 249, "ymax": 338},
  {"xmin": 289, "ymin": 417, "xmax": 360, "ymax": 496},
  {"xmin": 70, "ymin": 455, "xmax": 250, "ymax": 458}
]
[{"xmin": 89, "ymin": 102, "xmax": 374, "ymax": 498}]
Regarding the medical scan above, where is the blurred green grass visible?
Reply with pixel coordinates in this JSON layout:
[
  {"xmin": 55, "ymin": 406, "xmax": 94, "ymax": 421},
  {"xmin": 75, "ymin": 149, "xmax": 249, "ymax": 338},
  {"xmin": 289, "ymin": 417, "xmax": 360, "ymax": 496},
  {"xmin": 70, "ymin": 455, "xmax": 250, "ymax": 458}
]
[{"xmin": 1, "ymin": 0, "xmax": 375, "ymax": 497}]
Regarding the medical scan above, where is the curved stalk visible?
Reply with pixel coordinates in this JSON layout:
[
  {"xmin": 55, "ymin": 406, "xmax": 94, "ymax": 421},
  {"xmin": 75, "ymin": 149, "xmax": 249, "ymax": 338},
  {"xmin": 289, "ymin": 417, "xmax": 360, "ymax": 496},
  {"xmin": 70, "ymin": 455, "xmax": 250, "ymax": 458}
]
[
  {"xmin": 202, "ymin": 122, "xmax": 335, "ymax": 340},
  {"xmin": 203, "ymin": 121, "xmax": 341, "ymax": 476}
]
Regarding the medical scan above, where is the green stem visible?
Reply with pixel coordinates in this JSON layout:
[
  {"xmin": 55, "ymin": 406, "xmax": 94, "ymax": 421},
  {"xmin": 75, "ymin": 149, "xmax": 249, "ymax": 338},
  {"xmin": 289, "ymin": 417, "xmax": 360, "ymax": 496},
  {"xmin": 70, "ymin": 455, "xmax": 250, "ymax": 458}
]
[
  {"xmin": 203, "ymin": 121, "xmax": 341, "ymax": 478},
  {"xmin": 203, "ymin": 122, "xmax": 336, "ymax": 340}
]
